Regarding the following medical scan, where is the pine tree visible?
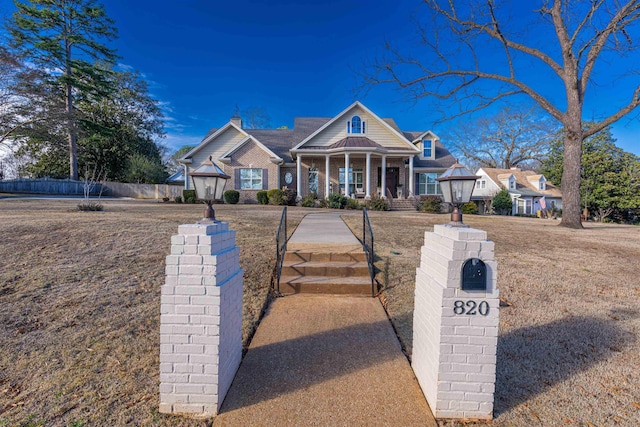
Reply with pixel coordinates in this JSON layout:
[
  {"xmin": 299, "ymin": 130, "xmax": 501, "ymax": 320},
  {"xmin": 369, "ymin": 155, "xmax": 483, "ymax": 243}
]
[{"xmin": 7, "ymin": 0, "xmax": 118, "ymax": 180}]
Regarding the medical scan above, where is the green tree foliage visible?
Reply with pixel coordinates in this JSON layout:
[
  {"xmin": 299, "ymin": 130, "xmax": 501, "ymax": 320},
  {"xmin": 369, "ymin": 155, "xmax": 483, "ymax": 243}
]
[
  {"xmin": 15, "ymin": 68, "xmax": 165, "ymax": 182},
  {"xmin": 8, "ymin": 0, "xmax": 118, "ymax": 180},
  {"xmin": 124, "ymin": 153, "xmax": 167, "ymax": 184},
  {"xmin": 492, "ymin": 189, "xmax": 512, "ymax": 215},
  {"xmin": 542, "ymin": 127, "xmax": 640, "ymax": 222}
]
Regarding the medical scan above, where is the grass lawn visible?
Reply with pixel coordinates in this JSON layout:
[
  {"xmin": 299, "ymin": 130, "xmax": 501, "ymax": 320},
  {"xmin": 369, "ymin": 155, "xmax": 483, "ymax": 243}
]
[{"xmin": 0, "ymin": 199, "xmax": 638, "ymax": 426}]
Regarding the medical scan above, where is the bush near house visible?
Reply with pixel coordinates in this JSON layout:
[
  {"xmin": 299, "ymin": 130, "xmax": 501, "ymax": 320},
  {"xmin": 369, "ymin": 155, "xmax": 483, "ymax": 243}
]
[
  {"xmin": 224, "ymin": 190, "xmax": 240, "ymax": 204},
  {"xmin": 365, "ymin": 194, "xmax": 389, "ymax": 211},
  {"xmin": 492, "ymin": 189, "xmax": 512, "ymax": 215},
  {"xmin": 267, "ymin": 189, "xmax": 285, "ymax": 205},
  {"xmin": 345, "ymin": 198, "xmax": 362, "ymax": 210},
  {"xmin": 326, "ymin": 193, "xmax": 347, "ymax": 209},
  {"xmin": 283, "ymin": 188, "xmax": 297, "ymax": 206},
  {"xmin": 417, "ymin": 195, "xmax": 442, "ymax": 213},
  {"xmin": 300, "ymin": 193, "xmax": 317, "ymax": 208},
  {"xmin": 257, "ymin": 190, "xmax": 269, "ymax": 205},
  {"xmin": 182, "ymin": 189, "xmax": 196, "ymax": 204},
  {"xmin": 461, "ymin": 201, "xmax": 478, "ymax": 214}
]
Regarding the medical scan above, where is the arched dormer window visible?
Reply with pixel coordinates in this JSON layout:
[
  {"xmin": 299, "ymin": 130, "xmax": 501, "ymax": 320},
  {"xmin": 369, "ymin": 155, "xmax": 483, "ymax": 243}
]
[{"xmin": 347, "ymin": 116, "xmax": 365, "ymax": 134}]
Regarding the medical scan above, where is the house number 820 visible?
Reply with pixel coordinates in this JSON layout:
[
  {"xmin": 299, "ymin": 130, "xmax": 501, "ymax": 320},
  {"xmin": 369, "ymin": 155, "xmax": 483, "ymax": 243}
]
[{"xmin": 453, "ymin": 300, "xmax": 489, "ymax": 316}]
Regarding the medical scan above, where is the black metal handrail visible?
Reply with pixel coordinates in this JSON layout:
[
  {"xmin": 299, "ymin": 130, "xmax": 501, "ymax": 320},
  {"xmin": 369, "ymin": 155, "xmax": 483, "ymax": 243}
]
[
  {"xmin": 362, "ymin": 207, "xmax": 375, "ymax": 297},
  {"xmin": 275, "ymin": 206, "xmax": 287, "ymax": 293}
]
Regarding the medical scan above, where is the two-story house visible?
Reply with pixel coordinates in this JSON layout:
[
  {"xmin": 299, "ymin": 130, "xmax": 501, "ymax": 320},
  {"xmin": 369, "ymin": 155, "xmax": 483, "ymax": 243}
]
[{"xmin": 179, "ymin": 101, "xmax": 456, "ymax": 203}]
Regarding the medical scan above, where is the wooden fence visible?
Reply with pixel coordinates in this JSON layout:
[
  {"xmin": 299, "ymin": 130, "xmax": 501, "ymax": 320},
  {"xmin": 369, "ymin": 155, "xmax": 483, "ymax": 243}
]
[{"xmin": 0, "ymin": 178, "xmax": 184, "ymax": 199}]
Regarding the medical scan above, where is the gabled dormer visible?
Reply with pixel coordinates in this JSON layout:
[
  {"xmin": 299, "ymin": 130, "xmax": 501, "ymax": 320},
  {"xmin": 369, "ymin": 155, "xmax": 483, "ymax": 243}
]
[
  {"xmin": 412, "ymin": 130, "xmax": 438, "ymax": 160},
  {"xmin": 527, "ymin": 174, "xmax": 546, "ymax": 191},
  {"xmin": 498, "ymin": 173, "xmax": 516, "ymax": 190}
]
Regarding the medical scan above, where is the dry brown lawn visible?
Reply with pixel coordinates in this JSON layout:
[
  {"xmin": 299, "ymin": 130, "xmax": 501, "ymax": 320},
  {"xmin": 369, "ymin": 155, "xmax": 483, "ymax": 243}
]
[
  {"xmin": 0, "ymin": 199, "xmax": 638, "ymax": 426},
  {"xmin": 344, "ymin": 211, "xmax": 640, "ymax": 426}
]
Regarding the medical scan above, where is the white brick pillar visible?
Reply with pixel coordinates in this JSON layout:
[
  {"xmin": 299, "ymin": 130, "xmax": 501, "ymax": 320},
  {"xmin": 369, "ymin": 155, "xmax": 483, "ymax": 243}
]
[
  {"xmin": 160, "ymin": 222, "xmax": 243, "ymax": 417},
  {"xmin": 412, "ymin": 224, "xmax": 499, "ymax": 420}
]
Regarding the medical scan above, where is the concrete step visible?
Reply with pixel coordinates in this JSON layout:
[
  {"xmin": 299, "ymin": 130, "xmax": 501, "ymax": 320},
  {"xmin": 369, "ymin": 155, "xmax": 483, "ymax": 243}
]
[
  {"xmin": 282, "ymin": 260, "xmax": 370, "ymax": 278},
  {"xmin": 278, "ymin": 275, "xmax": 372, "ymax": 295},
  {"xmin": 390, "ymin": 199, "xmax": 416, "ymax": 211},
  {"xmin": 284, "ymin": 250, "xmax": 367, "ymax": 263}
]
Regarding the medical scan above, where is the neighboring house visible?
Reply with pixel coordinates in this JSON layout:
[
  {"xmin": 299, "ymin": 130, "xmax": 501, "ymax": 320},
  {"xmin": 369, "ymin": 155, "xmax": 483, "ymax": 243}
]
[
  {"xmin": 179, "ymin": 101, "xmax": 456, "ymax": 203},
  {"xmin": 472, "ymin": 167, "xmax": 563, "ymax": 215},
  {"xmin": 166, "ymin": 169, "xmax": 185, "ymax": 185}
]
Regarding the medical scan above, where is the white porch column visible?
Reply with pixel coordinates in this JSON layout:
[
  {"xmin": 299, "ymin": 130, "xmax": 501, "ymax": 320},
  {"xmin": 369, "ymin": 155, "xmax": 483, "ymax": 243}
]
[
  {"xmin": 344, "ymin": 152, "xmax": 350, "ymax": 197},
  {"xmin": 381, "ymin": 155, "xmax": 387, "ymax": 198},
  {"xmin": 325, "ymin": 155, "xmax": 330, "ymax": 197},
  {"xmin": 365, "ymin": 152, "xmax": 372, "ymax": 199},
  {"xmin": 296, "ymin": 154, "xmax": 302, "ymax": 197},
  {"xmin": 408, "ymin": 156, "xmax": 414, "ymax": 198}
]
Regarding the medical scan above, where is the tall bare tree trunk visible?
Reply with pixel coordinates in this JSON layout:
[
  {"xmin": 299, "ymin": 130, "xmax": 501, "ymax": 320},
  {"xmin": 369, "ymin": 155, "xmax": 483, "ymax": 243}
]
[{"xmin": 560, "ymin": 124, "xmax": 583, "ymax": 229}]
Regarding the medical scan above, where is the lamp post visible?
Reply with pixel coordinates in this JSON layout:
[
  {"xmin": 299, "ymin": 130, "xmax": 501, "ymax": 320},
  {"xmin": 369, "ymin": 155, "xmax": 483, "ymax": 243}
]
[
  {"xmin": 436, "ymin": 161, "xmax": 479, "ymax": 227},
  {"xmin": 189, "ymin": 156, "xmax": 230, "ymax": 222}
]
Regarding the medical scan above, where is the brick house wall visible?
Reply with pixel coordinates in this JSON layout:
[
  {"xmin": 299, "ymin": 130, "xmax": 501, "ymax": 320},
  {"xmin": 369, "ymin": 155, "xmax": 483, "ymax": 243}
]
[{"xmin": 225, "ymin": 141, "xmax": 279, "ymax": 204}]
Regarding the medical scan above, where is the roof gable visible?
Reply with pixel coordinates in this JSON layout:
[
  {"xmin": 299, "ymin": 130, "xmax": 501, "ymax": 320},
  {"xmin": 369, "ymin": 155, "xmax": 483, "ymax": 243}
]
[
  {"xmin": 179, "ymin": 122, "xmax": 248, "ymax": 162},
  {"xmin": 219, "ymin": 135, "xmax": 282, "ymax": 163},
  {"xmin": 292, "ymin": 101, "xmax": 418, "ymax": 152}
]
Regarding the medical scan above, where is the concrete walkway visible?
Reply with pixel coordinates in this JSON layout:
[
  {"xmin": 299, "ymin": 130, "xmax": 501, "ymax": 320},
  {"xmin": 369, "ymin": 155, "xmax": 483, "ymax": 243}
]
[
  {"xmin": 286, "ymin": 212, "xmax": 362, "ymax": 253},
  {"xmin": 213, "ymin": 213, "xmax": 436, "ymax": 426}
]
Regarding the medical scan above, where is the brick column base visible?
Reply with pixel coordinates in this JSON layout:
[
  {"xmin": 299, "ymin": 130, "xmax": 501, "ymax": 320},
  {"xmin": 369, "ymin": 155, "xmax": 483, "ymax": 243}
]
[
  {"xmin": 159, "ymin": 222, "xmax": 243, "ymax": 416},
  {"xmin": 412, "ymin": 224, "xmax": 499, "ymax": 420}
]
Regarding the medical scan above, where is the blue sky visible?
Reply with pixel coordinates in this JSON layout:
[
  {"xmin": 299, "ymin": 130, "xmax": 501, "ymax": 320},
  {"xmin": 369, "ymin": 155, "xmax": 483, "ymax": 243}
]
[{"xmin": 1, "ymin": 0, "xmax": 638, "ymax": 156}]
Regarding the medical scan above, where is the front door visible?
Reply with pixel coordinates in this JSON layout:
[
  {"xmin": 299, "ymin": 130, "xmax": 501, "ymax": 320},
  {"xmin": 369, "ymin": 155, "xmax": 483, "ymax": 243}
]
[{"xmin": 379, "ymin": 167, "xmax": 399, "ymax": 198}]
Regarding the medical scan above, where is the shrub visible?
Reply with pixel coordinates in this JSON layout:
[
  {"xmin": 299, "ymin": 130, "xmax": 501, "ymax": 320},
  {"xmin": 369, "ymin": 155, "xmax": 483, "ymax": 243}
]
[
  {"xmin": 419, "ymin": 196, "xmax": 442, "ymax": 213},
  {"xmin": 318, "ymin": 198, "xmax": 328, "ymax": 208},
  {"xmin": 327, "ymin": 193, "xmax": 347, "ymax": 209},
  {"xmin": 257, "ymin": 190, "xmax": 269, "ymax": 205},
  {"xmin": 365, "ymin": 194, "xmax": 389, "ymax": 211},
  {"xmin": 162, "ymin": 197, "xmax": 170, "ymax": 202},
  {"xmin": 300, "ymin": 193, "xmax": 317, "ymax": 208},
  {"xmin": 345, "ymin": 198, "xmax": 361, "ymax": 210},
  {"xmin": 77, "ymin": 202, "xmax": 104, "ymax": 212},
  {"xmin": 174, "ymin": 196, "xmax": 182, "ymax": 203},
  {"xmin": 183, "ymin": 189, "xmax": 196, "ymax": 204},
  {"xmin": 267, "ymin": 189, "xmax": 285, "ymax": 205},
  {"xmin": 492, "ymin": 189, "xmax": 512, "ymax": 215},
  {"xmin": 224, "ymin": 189, "xmax": 240, "ymax": 204},
  {"xmin": 461, "ymin": 201, "xmax": 478, "ymax": 214},
  {"xmin": 283, "ymin": 188, "xmax": 297, "ymax": 206}
]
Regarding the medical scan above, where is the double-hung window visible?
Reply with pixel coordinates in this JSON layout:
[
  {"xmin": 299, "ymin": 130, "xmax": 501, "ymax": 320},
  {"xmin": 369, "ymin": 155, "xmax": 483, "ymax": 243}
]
[
  {"xmin": 240, "ymin": 168, "xmax": 262, "ymax": 190},
  {"xmin": 419, "ymin": 173, "xmax": 442, "ymax": 195},
  {"xmin": 423, "ymin": 140, "xmax": 433, "ymax": 158}
]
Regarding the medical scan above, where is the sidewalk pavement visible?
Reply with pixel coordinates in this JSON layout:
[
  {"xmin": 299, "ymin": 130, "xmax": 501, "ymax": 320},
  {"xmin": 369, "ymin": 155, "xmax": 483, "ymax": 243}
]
[
  {"xmin": 286, "ymin": 212, "xmax": 363, "ymax": 253},
  {"xmin": 213, "ymin": 213, "xmax": 436, "ymax": 426}
]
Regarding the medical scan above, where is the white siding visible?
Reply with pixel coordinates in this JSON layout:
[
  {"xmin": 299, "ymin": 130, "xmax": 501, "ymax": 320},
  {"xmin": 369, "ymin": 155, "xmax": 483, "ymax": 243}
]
[
  {"xmin": 472, "ymin": 168, "xmax": 501, "ymax": 199},
  {"xmin": 303, "ymin": 106, "xmax": 413, "ymax": 149}
]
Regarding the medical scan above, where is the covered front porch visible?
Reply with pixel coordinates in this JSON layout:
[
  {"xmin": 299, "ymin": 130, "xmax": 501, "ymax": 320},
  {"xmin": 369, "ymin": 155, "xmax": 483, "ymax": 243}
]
[{"xmin": 291, "ymin": 138, "xmax": 419, "ymax": 200}]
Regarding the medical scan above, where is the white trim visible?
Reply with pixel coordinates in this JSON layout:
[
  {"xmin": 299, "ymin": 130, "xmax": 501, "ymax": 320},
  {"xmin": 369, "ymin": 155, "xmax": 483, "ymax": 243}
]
[
  {"xmin": 219, "ymin": 135, "xmax": 283, "ymax": 163},
  {"xmin": 179, "ymin": 121, "xmax": 248, "ymax": 162}
]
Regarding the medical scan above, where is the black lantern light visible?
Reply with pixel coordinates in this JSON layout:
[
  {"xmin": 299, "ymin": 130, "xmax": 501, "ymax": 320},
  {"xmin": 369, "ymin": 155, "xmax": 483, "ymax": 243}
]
[
  {"xmin": 189, "ymin": 156, "xmax": 230, "ymax": 222},
  {"xmin": 436, "ymin": 160, "xmax": 479, "ymax": 227}
]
